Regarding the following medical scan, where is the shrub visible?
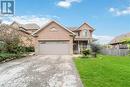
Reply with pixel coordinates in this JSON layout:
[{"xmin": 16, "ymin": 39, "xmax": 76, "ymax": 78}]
[
  {"xmin": 0, "ymin": 41, "xmax": 5, "ymax": 52},
  {"xmin": 128, "ymin": 44, "xmax": 130, "ymax": 49},
  {"xmin": 0, "ymin": 52, "xmax": 24, "ymax": 62},
  {"xmin": 90, "ymin": 43, "xmax": 101, "ymax": 53},
  {"xmin": 82, "ymin": 49, "xmax": 90, "ymax": 57},
  {"xmin": 0, "ymin": 24, "xmax": 34, "ymax": 54},
  {"xmin": 128, "ymin": 51, "xmax": 130, "ymax": 56},
  {"xmin": 11, "ymin": 46, "xmax": 35, "ymax": 53},
  {"xmin": 14, "ymin": 46, "xmax": 26, "ymax": 54},
  {"xmin": 90, "ymin": 44, "xmax": 101, "ymax": 58},
  {"xmin": 25, "ymin": 46, "xmax": 35, "ymax": 52}
]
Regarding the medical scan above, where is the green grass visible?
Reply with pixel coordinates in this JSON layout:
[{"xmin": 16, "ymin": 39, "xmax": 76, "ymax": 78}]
[{"xmin": 74, "ymin": 55, "xmax": 130, "ymax": 87}]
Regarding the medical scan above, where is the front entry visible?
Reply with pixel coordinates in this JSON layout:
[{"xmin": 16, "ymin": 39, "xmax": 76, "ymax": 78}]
[{"xmin": 73, "ymin": 41, "xmax": 88, "ymax": 54}]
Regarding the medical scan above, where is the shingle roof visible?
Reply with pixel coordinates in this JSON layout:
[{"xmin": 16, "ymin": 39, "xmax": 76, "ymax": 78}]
[
  {"xmin": 32, "ymin": 20, "xmax": 76, "ymax": 36},
  {"xmin": 110, "ymin": 32, "xmax": 130, "ymax": 44},
  {"xmin": 66, "ymin": 27, "xmax": 78, "ymax": 31},
  {"xmin": 11, "ymin": 21, "xmax": 40, "ymax": 30},
  {"xmin": 21, "ymin": 23, "xmax": 40, "ymax": 30},
  {"xmin": 66, "ymin": 22, "xmax": 94, "ymax": 31}
]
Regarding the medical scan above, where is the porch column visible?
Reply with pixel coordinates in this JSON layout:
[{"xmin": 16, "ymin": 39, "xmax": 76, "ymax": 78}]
[
  {"xmin": 87, "ymin": 39, "xmax": 91, "ymax": 49},
  {"xmin": 78, "ymin": 41, "xmax": 80, "ymax": 53}
]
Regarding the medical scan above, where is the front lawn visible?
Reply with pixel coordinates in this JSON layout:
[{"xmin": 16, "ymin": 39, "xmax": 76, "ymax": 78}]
[{"xmin": 74, "ymin": 55, "xmax": 130, "ymax": 87}]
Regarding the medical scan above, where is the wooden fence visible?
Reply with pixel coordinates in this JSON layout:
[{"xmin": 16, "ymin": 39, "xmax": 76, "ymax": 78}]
[{"xmin": 101, "ymin": 48, "xmax": 130, "ymax": 56}]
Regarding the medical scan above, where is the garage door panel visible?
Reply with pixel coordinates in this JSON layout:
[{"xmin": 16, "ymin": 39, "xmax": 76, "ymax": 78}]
[{"xmin": 38, "ymin": 41, "xmax": 70, "ymax": 55}]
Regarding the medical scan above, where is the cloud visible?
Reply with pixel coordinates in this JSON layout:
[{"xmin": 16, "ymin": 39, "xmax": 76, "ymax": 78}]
[
  {"xmin": 93, "ymin": 35, "xmax": 114, "ymax": 45},
  {"xmin": 0, "ymin": 15, "xmax": 60, "ymax": 27},
  {"xmin": 57, "ymin": 0, "xmax": 81, "ymax": 8},
  {"xmin": 109, "ymin": 8, "xmax": 115, "ymax": 12},
  {"xmin": 109, "ymin": 7, "xmax": 130, "ymax": 16}
]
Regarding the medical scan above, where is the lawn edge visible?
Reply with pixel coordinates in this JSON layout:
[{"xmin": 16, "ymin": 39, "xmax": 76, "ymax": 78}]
[{"xmin": 72, "ymin": 57, "xmax": 84, "ymax": 87}]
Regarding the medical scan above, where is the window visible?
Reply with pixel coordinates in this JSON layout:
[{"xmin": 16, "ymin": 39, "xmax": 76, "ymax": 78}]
[
  {"xmin": 78, "ymin": 32, "xmax": 80, "ymax": 36},
  {"xmin": 83, "ymin": 29, "xmax": 87, "ymax": 37},
  {"xmin": 75, "ymin": 32, "xmax": 80, "ymax": 36}
]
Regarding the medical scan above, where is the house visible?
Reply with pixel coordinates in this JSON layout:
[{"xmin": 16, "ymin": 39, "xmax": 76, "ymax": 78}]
[
  {"xmin": 32, "ymin": 20, "xmax": 94, "ymax": 55},
  {"xmin": 19, "ymin": 29, "xmax": 35, "ymax": 47},
  {"xmin": 0, "ymin": 24, "xmax": 34, "ymax": 47},
  {"xmin": 10, "ymin": 21, "xmax": 40, "ymax": 33},
  {"xmin": 110, "ymin": 32, "xmax": 130, "ymax": 49},
  {"xmin": 10, "ymin": 20, "xmax": 94, "ymax": 55},
  {"xmin": 10, "ymin": 22, "xmax": 38, "ymax": 47}
]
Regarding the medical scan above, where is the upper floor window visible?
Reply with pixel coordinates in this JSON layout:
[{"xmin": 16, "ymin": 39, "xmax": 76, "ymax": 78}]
[
  {"xmin": 77, "ymin": 32, "xmax": 80, "ymax": 36},
  {"xmin": 75, "ymin": 32, "xmax": 80, "ymax": 36},
  {"xmin": 83, "ymin": 29, "xmax": 87, "ymax": 37}
]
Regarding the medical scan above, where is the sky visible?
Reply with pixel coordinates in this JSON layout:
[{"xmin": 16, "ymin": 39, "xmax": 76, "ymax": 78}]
[{"xmin": 0, "ymin": 0, "xmax": 130, "ymax": 44}]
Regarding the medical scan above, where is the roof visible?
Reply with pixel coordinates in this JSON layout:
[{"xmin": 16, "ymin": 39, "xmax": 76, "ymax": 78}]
[
  {"xmin": 32, "ymin": 20, "xmax": 76, "ymax": 36},
  {"xmin": 10, "ymin": 21, "xmax": 21, "ymax": 27},
  {"xmin": 20, "ymin": 23, "xmax": 40, "ymax": 30},
  {"xmin": 78, "ymin": 22, "xmax": 95, "ymax": 31},
  {"xmin": 66, "ymin": 27, "xmax": 78, "ymax": 31},
  {"xmin": 11, "ymin": 21, "xmax": 40, "ymax": 30},
  {"xmin": 19, "ymin": 28, "xmax": 31, "ymax": 35},
  {"xmin": 0, "ymin": 24, "xmax": 31, "ymax": 36},
  {"xmin": 66, "ymin": 22, "xmax": 94, "ymax": 32},
  {"xmin": 110, "ymin": 32, "xmax": 130, "ymax": 44}
]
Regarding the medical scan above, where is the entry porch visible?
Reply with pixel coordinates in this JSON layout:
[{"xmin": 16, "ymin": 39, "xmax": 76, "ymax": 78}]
[{"xmin": 73, "ymin": 40, "xmax": 89, "ymax": 54}]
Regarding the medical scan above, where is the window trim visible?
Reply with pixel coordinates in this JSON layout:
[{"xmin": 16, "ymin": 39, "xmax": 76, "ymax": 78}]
[{"xmin": 83, "ymin": 29, "xmax": 87, "ymax": 37}]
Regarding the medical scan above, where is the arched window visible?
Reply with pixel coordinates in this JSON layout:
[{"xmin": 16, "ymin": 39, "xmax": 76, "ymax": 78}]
[{"xmin": 83, "ymin": 29, "xmax": 87, "ymax": 37}]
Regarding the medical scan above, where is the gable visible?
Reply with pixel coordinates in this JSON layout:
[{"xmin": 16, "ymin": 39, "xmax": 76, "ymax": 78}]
[
  {"xmin": 77, "ymin": 23, "xmax": 94, "ymax": 38},
  {"xmin": 33, "ymin": 21, "xmax": 75, "ymax": 36},
  {"xmin": 36, "ymin": 21, "xmax": 74, "ymax": 40},
  {"xmin": 78, "ymin": 23, "xmax": 94, "ymax": 31},
  {"xmin": 10, "ymin": 22, "xmax": 20, "ymax": 29}
]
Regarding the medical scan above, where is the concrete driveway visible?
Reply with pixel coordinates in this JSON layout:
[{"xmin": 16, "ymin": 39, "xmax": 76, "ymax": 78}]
[{"xmin": 0, "ymin": 55, "xmax": 83, "ymax": 87}]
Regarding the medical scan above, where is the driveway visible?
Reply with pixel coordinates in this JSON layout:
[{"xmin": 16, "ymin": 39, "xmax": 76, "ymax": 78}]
[{"xmin": 0, "ymin": 55, "xmax": 83, "ymax": 87}]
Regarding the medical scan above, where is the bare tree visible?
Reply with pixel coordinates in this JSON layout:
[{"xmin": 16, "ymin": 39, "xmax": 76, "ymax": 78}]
[{"xmin": 0, "ymin": 24, "xmax": 23, "ymax": 53}]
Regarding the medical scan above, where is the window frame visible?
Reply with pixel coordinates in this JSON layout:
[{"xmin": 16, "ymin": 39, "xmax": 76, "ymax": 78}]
[{"xmin": 83, "ymin": 29, "xmax": 87, "ymax": 37}]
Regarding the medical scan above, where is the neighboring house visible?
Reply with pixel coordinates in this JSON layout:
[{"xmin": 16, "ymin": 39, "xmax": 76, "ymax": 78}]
[
  {"xmin": 110, "ymin": 32, "xmax": 130, "ymax": 49},
  {"xmin": 0, "ymin": 24, "xmax": 34, "ymax": 47},
  {"xmin": 20, "ymin": 23, "xmax": 40, "ymax": 33},
  {"xmin": 19, "ymin": 30, "xmax": 35, "ymax": 47},
  {"xmin": 32, "ymin": 20, "xmax": 94, "ymax": 55},
  {"xmin": 10, "ymin": 21, "xmax": 40, "ymax": 33},
  {"xmin": 10, "ymin": 22, "xmax": 37, "ymax": 47}
]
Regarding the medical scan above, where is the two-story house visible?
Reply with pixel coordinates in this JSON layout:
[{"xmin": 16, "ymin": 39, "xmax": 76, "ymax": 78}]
[
  {"xmin": 10, "ymin": 20, "xmax": 94, "ymax": 55},
  {"xmin": 32, "ymin": 20, "xmax": 94, "ymax": 55}
]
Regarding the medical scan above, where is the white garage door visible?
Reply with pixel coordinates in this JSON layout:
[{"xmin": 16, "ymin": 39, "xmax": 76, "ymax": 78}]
[{"xmin": 38, "ymin": 41, "xmax": 70, "ymax": 55}]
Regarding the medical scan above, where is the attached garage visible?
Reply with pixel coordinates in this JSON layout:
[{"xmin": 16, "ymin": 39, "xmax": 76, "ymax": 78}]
[
  {"xmin": 32, "ymin": 21, "xmax": 75, "ymax": 55},
  {"xmin": 38, "ymin": 41, "xmax": 70, "ymax": 55}
]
